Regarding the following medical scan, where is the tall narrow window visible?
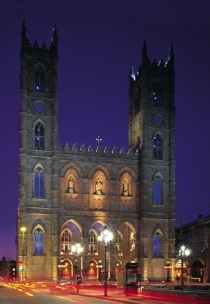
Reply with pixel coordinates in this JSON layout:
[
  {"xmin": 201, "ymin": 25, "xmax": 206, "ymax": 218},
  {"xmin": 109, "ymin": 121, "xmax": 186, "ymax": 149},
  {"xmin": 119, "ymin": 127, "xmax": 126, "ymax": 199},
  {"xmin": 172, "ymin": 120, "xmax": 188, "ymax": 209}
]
[
  {"xmin": 34, "ymin": 167, "xmax": 44, "ymax": 198},
  {"xmin": 153, "ymin": 83, "xmax": 163, "ymax": 106},
  {"xmin": 115, "ymin": 232, "xmax": 121, "ymax": 253},
  {"xmin": 61, "ymin": 230, "xmax": 71, "ymax": 253},
  {"xmin": 154, "ymin": 134, "xmax": 162, "ymax": 159},
  {"xmin": 35, "ymin": 122, "xmax": 44, "ymax": 150},
  {"xmin": 34, "ymin": 65, "xmax": 45, "ymax": 92},
  {"xmin": 153, "ymin": 176, "xmax": 162, "ymax": 205},
  {"xmin": 88, "ymin": 231, "xmax": 97, "ymax": 253},
  {"xmin": 153, "ymin": 232, "xmax": 161, "ymax": 257},
  {"xmin": 34, "ymin": 228, "xmax": 44, "ymax": 255}
]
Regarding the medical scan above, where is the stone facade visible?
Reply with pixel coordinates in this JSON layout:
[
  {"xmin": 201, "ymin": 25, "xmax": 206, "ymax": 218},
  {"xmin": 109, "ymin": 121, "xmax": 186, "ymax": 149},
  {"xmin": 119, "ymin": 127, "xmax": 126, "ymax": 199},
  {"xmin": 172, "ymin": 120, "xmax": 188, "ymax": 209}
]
[
  {"xmin": 17, "ymin": 23, "xmax": 176, "ymax": 282},
  {"xmin": 175, "ymin": 215, "xmax": 210, "ymax": 283}
]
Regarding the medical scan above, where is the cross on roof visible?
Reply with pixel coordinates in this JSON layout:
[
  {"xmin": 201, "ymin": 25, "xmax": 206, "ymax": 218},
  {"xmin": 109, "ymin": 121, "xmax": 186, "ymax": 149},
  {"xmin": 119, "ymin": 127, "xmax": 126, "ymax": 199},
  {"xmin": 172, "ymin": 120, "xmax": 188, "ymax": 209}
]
[{"xmin": 96, "ymin": 136, "xmax": 102, "ymax": 146}]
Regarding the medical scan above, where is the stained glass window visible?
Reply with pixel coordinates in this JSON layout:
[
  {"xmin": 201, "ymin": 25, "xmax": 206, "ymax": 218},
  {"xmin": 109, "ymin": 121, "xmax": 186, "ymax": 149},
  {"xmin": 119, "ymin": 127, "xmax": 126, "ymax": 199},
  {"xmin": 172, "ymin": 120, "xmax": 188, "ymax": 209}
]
[
  {"xmin": 34, "ymin": 228, "xmax": 44, "ymax": 255},
  {"xmin": 153, "ymin": 176, "xmax": 162, "ymax": 205},
  {"xmin": 34, "ymin": 167, "xmax": 44, "ymax": 198},
  {"xmin": 153, "ymin": 232, "xmax": 161, "ymax": 257}
]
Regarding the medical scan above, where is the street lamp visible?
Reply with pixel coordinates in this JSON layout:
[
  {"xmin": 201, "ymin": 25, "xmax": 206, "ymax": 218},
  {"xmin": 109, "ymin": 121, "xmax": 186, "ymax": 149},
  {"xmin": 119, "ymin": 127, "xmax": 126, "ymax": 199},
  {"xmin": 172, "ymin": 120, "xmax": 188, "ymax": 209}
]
[
  {"xmin": 164, "ymin": 261, "xmax": 172, "ymax": 282},
  {"xmin": 97, "ymin": 226, "xmax": 113, "ymax": 296},
  {"xmin": 20, "ymin": 226, "xmax": 26, "ymax": 281},
  {"xmin": 71, "ymin": 242, "xmax": 83, "ymax": 293},
  {"xmin": 179, "ymin": 245, "xmax": 190, "ymax": 290}
]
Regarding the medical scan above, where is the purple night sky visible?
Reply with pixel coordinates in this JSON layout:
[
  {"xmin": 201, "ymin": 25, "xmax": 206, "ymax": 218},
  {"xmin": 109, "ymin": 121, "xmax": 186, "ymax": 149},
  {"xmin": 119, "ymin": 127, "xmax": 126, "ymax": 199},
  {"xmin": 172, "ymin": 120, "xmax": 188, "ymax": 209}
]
[{"xmin": 0, "ymin": 0, "xmax": 210, "ymax": 260}]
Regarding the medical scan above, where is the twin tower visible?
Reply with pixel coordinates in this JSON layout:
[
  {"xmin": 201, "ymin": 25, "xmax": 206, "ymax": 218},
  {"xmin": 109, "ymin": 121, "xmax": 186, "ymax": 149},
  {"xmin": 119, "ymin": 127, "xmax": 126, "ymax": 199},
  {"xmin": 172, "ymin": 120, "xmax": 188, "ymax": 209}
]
[{"xmin": 17, "ymin": 22, "xmax": 176, "ymax": 281}]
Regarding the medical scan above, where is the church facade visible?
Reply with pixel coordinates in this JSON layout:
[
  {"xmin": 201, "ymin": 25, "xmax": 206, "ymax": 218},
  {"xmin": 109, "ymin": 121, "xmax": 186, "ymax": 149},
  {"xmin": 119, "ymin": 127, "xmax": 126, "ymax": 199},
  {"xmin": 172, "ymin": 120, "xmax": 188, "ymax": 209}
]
[{"xmin": 17, "ymin": 23, "xmax": 176, "ymax": 282}]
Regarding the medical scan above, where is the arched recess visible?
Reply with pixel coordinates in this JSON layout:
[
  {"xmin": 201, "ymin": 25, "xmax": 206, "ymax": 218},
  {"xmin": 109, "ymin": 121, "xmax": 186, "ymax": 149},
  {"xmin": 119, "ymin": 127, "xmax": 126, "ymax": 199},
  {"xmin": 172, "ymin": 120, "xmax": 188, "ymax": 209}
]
[
  {"xmin": 87, "ymin": 164, "xmax": 112, "ymax": 180},
  {"xmin": 152, "ymin": 229, "xmax": 164, "ymax": 258},
  {"xmin": 152, "ymin": 131, "xmax": 164, "ymax": 160},
  {"xmin": 116, "ymin": 221, "xmax": 137, "ymax": 263},
  {"xmin": 152, "ymin": 79, "xmax": 164, "ymax": 107},
  {"xmin": 87, "ymin": 165, "xmax": 111, "ymax": 196},
  {"xmin": 116, "ymin": 167, "xmax": 138, "ymax": 197},
  {"xmin": 60, "ymin": 228, "xmax": 72, "ymax": 254},
  {"xmin": 32, "ymin": 164, "xmax": 45, "ymax": 198},
  {"xmin": 191, "ymin": 259, "xmax": 205, "ymax": 282},
  {"xmin": 32, "ymin": 223, "xmax": 46, "ymax": 256},
  {"xmin": 33, "ymin": 63, "xmax": 46, "ymax": 92},
  {"xmin": 60, "ymin": 162, "xmax": 83, "ymax": 178},
  {"xmin": 152, "ymin": 173, "xmax": 164, "ymax": 205},
  {"xmin": 33, "ymin": 119, "xmax": 45, "ymax": 150}
]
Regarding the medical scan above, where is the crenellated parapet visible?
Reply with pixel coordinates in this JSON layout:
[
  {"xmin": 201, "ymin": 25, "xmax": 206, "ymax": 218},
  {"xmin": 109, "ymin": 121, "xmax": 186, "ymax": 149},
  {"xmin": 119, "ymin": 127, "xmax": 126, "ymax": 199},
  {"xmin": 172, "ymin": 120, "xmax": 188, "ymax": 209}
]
[
  {"xmin": 21, "ymin": 20, "xmax": 58, "ymax": 57},
  {"xmin": 129, "ymin": 41, "xmax": 175, "ymax": 88},
  {"xmin": 59, "ymin": 142, "xmax": 138, "ymax": 158}
]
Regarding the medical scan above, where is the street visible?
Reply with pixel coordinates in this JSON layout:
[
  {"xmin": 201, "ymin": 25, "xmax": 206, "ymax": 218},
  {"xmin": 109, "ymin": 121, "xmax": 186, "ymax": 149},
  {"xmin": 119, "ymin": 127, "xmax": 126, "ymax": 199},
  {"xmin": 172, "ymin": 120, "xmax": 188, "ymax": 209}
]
[{"xmin": 1, "ymin": 281, "xmax": 210, "ymax": 304}]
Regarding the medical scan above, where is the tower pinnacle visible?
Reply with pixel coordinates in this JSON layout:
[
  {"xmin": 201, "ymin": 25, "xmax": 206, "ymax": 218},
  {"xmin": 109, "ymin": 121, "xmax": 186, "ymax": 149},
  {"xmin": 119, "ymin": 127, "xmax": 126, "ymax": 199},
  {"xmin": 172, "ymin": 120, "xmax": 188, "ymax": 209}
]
[{"xmin": 142, "ymin": 39, "xmax": 150, "ymax": 66}]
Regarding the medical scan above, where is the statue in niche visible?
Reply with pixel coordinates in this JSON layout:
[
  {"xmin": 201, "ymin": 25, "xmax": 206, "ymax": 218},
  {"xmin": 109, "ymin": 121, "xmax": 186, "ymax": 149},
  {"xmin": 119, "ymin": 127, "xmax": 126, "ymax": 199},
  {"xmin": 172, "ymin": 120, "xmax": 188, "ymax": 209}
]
[
  {"xmin": 123, "ymin": 179, "xmax": 128, "ymax": 196},
  {"xmin": 69, "ymin": 177, "xmax": 74, "ymax": 194},
  {"xmin": 95, "ymin": 179, "xmax": 102, "ymax": 195}
]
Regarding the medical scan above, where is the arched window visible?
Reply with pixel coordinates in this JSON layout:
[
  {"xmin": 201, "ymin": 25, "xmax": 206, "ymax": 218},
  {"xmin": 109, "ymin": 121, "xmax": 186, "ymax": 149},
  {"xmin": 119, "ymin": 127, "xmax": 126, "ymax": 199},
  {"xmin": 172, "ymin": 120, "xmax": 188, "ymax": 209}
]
[
  {"xmin": 130, "ymin": 233, "xmax": 136, "ymax": 253},
  {"xmin": 35, "ymin": 122, "xmax": 44, "ymax": 150},
  {"xmin": 88, "ymin": 231, "xmax": 97, "ymax": 253},
  {"xmin": 115, "ymin": 232, "xmax": 121, "ymax": 253},
  {"xmin": 154, "ymin": 134, "xmax": 162, "ymax": 159},
  {"xmin": 34, "ymin": 167, "xmax": 44, "ymax": 198},
  {"xmin": 153, "ymin": 176, "xmax": 162, "ymax": 205},
  {"xmin": 153, "ymin": 83, "xmax": 163, "ymax": 106},
  {"xmin": 61, "ymin": 230, "xmax": 71, "ymax": 253},
  {"xmin": 34, "ymin": 228, "xmax": 44, "ymax": 255},
  {"xmin": 153, "ymin": 232, "xmax": 162, "ymax": 257},
  {"xmin": 34, "ymin": 65, "xmax": 45, "ymax": 92}
]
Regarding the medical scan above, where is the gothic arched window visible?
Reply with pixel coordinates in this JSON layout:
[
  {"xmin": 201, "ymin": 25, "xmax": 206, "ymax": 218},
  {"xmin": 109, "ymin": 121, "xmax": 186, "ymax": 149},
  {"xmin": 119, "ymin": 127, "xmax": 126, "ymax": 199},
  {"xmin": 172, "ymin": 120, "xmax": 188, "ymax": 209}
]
[
  {"xmin": 88, "ymin": 231, "xmax": 97, "ymax": 253},
  {"xmin": 34, "ymin": 228, "xmax": 44, "ymax": 255},
  {"xmin": 115, "ymin": 232, "xmax": 122, "ymax": 253},
  {"xmin": 34, "ymin": 65, "xmax": 45, "ymax": 92},
  {"xmin": 61, "ymin": 230, "xmax": 71, "ymax": 253},
  {"xmin": 34, "ymin": 167, "xmax": 44, "ymax": 198},
  {"xmin": 154, "ymin": 134, "xmax": 162, "ymax": 159},
  {"xmin": 153, "ymin": 176, "xmax": 162, "ymax": 205},
  {"xmin": 153, "ymin": 232, "xmax": 162, "ymax": 257},
  {"xmin": 153, "ymin": 82, "xmax": 163, "ymax": 106},
  {"xmin": 35, "ymin": 122, "xmax": 44, "ymax": 150}
]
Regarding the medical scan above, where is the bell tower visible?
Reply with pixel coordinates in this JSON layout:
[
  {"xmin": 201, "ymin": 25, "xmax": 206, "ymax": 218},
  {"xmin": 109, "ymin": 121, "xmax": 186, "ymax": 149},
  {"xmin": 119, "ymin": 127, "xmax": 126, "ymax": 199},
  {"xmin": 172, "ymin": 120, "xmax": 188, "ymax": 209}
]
[
  {"xmin": 128, "ymin": 41, "xmax": 176, "ymax": 280},
  {"xmin": 17, "ymin": 21, "xmax": 59, "ymax": 279}
]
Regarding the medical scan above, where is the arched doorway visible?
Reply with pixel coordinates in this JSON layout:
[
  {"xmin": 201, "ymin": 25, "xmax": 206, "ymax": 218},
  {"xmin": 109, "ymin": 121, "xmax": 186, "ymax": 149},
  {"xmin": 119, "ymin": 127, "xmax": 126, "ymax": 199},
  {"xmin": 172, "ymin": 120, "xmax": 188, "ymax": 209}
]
[
  {"xmin": 62, "ymin": 259, "xmax": 72, "ymax": 279},
  {"xmin": 191, "ymin": 260, "xmax": 204, "ymax": 282},
  {"xmin": 88, "ymin": 260, "xmax": 97, "ymax": 279}
]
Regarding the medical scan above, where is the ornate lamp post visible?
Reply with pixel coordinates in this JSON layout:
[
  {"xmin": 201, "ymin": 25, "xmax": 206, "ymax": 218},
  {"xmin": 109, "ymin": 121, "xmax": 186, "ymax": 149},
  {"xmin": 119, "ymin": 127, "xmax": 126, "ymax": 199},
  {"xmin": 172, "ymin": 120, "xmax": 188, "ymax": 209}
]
[
  {"xmin": 179, "ymin": 245, "xmax": 190, "ymax": 290},
  {"xmin": 20, "ymin": 226, "xmax": 26, "ymax": 281},
  {"xmin": 71, "ymin": 242, "xmax": 83, "ymax": 293},
  {"xmin": 97, "ymin": 226, "xmax": 113, "ymax": 296},
  {"xmin": 164, "ymin": 261, "xmax": 172, "ymax": 282}
]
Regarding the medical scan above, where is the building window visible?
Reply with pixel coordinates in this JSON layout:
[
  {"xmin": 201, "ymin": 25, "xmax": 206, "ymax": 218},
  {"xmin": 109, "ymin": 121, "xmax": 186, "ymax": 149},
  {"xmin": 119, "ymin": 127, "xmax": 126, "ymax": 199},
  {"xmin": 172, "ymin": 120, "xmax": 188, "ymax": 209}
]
[
  {"xmin": 130, "ymin": 233, "xmax": 136, "ymax": 252},
  {"xmin": 154, "ymin": 134, "xmax": 162, "ymax": 159},
  {"xmin": 34, "ymin": 167, "xmax": 44, "ymax": 198},
  {"xmin": 34, "ymin": 65, "xmax": 45, "ymax": 92},
  {"xmin": 35, "ymin": 122, "xmax": 44, "ymax": 150},
  {"xmin": 115, "ymin": 232, "xmax": 121, "ymax": 253},
  {"xmin": 153, "ymin": 83, "xmax": 163, "ymax": 106},
  {"xmin": 61, "ymin": 230, "xmax": 71, "ymax": 253},
  {"xmin": 88, "ymin": 231, "xmax": 97, "ymax": 253},
  {"xmin": 153, "ymin": 232, "xmax": 161, "ymax": 257},
  {"xmin": 153, "ymin": 176, "xmax": 162, "ymax": 205},
  {"xmin": 34, "ymin": 228, "xmax": 44, "ymax": 255}
]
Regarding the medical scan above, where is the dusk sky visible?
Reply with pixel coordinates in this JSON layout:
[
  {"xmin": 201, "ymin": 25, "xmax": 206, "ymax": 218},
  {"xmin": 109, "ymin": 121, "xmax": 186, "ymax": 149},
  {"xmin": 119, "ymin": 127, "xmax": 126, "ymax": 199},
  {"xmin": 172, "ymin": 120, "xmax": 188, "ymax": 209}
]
[{"xmin": 0, "ymin": 0, "xmax": 210, "ymax": 260}]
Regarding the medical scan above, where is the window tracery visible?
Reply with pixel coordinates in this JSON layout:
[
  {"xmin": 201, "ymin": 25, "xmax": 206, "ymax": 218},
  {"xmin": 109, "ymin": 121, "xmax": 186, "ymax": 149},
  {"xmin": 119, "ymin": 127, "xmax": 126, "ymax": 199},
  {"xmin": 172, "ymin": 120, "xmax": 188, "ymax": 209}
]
[{"xmin": 34, "ymin": 228, "xmax": 44, "ymax": 255}]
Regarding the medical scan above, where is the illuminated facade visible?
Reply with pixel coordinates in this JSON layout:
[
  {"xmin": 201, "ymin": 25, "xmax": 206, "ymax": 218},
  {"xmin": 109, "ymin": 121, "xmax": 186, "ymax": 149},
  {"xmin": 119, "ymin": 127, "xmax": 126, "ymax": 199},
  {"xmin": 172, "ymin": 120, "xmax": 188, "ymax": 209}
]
[{"xmin": 17, "ymin": 23, "xmax": 176, "ymax": 281}]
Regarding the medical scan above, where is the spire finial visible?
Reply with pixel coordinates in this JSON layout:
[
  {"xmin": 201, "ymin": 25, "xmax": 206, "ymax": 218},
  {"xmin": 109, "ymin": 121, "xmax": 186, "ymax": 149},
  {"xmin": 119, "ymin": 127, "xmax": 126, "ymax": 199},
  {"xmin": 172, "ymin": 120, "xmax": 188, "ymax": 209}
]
[{"xmin": 142, "ymin": 39, "xmax": 150, "ymax": 66}]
